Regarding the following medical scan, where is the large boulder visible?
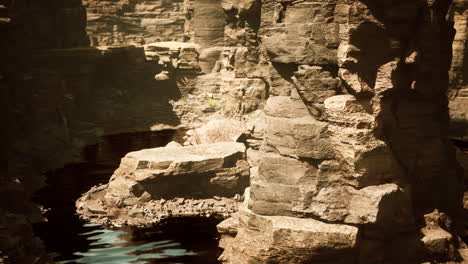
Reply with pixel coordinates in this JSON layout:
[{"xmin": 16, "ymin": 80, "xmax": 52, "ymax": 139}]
[
  {"xmin": 295, "ymin": 184, "xmax": 413, "ymax": 226},
  {"xmin": 218, "ymin": 189, "xmax": 359, "ymax": 264},
  {"xmin": 106, "ymin": 142, "xmax": 249, "ymax": 201},
  {"xmin": 76, "ymin": 142, "xmax": 250, "ymax": 227}
]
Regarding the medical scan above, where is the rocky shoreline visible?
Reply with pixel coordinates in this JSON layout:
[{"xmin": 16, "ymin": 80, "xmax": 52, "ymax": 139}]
[
  {"xmin": 76, "ymin": 141, "xmax": 249, "ymax": 228},
  {"xmin": 77, "ymin": 183, "xmax": 240, "ymax": 228}
]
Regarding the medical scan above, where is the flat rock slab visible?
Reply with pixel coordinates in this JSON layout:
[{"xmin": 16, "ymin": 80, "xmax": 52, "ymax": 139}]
[
  {"xmin": 76, "ymin": 142, "xmax": 249, "ymax": 228},
  {"xmin": 218, "ymin": 198, "xmax": 358, "ymax": 264},
  {"xmin": 118, "ymin": 142, "xmax": 247, "ymax": 181}
]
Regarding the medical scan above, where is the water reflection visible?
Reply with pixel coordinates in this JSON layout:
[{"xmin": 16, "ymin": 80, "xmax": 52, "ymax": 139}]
[
  {"xmin": 60, "ymin": 223, "xmax": 209, "ymax": 264},
  {"xmin": 33, "ymin": 130, "xmax": 220, "ymax": 264}
]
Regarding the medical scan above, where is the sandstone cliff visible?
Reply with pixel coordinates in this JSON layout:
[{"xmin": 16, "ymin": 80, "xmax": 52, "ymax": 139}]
[
  {"xmin": 84, "ymin": 0, "xmax": 191, "ymax": 45},
  {"xmin": 3, "ymin": 0, "xmax": 468, "ymax": 263},
  {"xmin": 216, "ymin": 0, "xmax": 467, "ymax": 263}
]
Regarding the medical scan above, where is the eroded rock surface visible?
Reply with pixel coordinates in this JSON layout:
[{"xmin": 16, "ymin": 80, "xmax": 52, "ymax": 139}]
[
  {"xmin": 218, "ymin": 188, "xmax": 359, "ymax": 264},
  {"xmin": 3, "ymin": 0, "xmax": 468, "ymax": 263},
  {"xmin": 77, "ymin": 142, "xmax": 249, "ymax": 227},
  {"xmin": 84, "ymin": 0, "xmax": 191, "ymax": 46},
  {"xmin": 217, "ymin": 0, "xmax": 467, "ymax": 263}
]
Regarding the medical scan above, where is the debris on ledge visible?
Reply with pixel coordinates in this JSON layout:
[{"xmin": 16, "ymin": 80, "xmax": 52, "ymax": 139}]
[{"xmin": 76, "ymin": 142, "xmax": 249, "ymax": 228}]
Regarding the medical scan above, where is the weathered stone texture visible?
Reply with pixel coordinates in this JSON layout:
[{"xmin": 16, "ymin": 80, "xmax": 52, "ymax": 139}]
[
  {"xmin": 4, "ymin": 0, "xmax": 468, "ymax": 263},
  {"xmin": 193, "ymin": 0, "xmax": 226, "ymax": 47},
  {"xmin": 76, "ymin": 142, "xmax": 249, "ymax": 227},
  {"xmin": 84, "ymin": 0, "xmax": 190, "ymax": 46},
  {"xmin": 218, "ymin": 189, "xmax": 359, "ymax": 264},
  {"xmin": 218, "ymin": 0, "xmax": 466, "ymax": 263}
]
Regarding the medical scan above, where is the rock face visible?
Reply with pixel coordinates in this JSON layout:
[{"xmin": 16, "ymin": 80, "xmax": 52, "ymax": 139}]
[
  {"xmin": 77, "ymin": 142, "xmax": 249, "ymax": 227},
  {"xmin": 217, "ymin": 0, "xmax": 466, "ymax": 263},
  {"xmin": 3, "ymin": 0, "xmax": 467, "ymax": 263},
  {"xmin": 219, "ymin": 189, "xmax": 359, "ymax": 264},
  {"xmin": 84, "ymin": 0, "xmax": 191, "ymax": 46},
  {"xmin": 449, "ymin": 0, "xmax": 468, "ymax": 140}
]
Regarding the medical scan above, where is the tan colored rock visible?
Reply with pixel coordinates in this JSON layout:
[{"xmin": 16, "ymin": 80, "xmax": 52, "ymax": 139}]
[
  {"xmin": 449, "ymin": 0, "xmax": 467, "ymax": 94},
  {"xmin": 324, "ymin": 95, "xmax": 402, "ymax": 187},
  {"xmin": 144, "ymin": 41, "xmax": 200, "ymax": 70},
  {"xmin": 449, "ymin": 95, "xmax": 468, "ymax": 140},
  {"xmin": 115, "ymin": 142, "xmax": 247, "ymax": 191},
  {"xmin": 192, "ymin": 0, "xmax": 225, "ymax": 48},
  {"xmin": 76, "ymin": 142, "xmax": 249, "ymax": 227},
  {"xmin": 165, "ymin": 141, "xmax": 183, "ymax": 148},
  {"xmin": 260, "ymin": 1, "xmax": 338, "ymax": 66},
  {"xmin": 421, "ymin": 227, "xmax": 453, "ymax": 257},
  {"xmin": 262, "ymin": 96, "xmax": 334, "ymax": 159},
  {"xmin": 189, "ymin": 119, "xmax": 248, "ymax": 145},
  {"xmin": 292, "ymin": 65, "xmax": 341, "ymax": 118},
  {"xmin": 84, "ymin": 0, "xmax": 189, "ymax": 46},
  {"xmin": 296, "ymin": 184, "xmax": 413, "ymax": 226},
  {"xmin": 199, "ymin": 47, "xmax": 224, "ymax": 74},
  {"xmin": 249, "ymin": 153, "xmax": 317, "ymax": 216},
  {"xmin": 218, "ymin": 190, "xmax": 359, "ymax": 264},
  {"xmin": 418, "ymin": 210, "xmax": 457, "ymax": 260},
  {"xmin": 221, "ymin": 77, "xmax": 268, "ymax": 117}
]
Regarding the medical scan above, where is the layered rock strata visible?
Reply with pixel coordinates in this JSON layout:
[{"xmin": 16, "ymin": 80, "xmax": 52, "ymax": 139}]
[
  {"xmin": 218, "ymin": 0, "xmax": 466, "ymax": 263},
  {"xmin": 219, "ymin": 188, "xmax": 359, "ymax": 264},
  {"xmin": 3, "ymin": 0, "xmax": 467, "ymax": 263},
  {"xmin": 84, "ymin": 0, "xmax": 191, "ymax": 46}
]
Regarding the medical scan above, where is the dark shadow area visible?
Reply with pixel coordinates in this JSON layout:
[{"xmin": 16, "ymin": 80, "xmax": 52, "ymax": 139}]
[
  {"xmin": 32, "ymin": 129, "xmax": 221, "ymax": 263},
  {"xmin": 32, "ymin": 130, "xmax": 181, "ymax": 257},
  {"xmin": 271, "ymin": 62, "xmax": 298, "ymax": 83},
  {"xmin": 453, "ymin": 139, "xmax": 468, "ymax": 150},
  {"xmin": 450, "ymin": 120, "xmax": 468, "ymax": 140},
  {"xmin": 343, "ymin": 21, "xmax": 393, "ymax": 97}
]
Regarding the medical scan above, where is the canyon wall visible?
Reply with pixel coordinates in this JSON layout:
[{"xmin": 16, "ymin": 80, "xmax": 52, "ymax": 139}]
[
  {"xmin": 78, "ymin": 0, "xmax": 468, "ymax": 263},
  {"xmin": 217, "ymin": 0, "xmax": 467, "ymax": 263},
  {"xmin": 2, "ymin": 0, "xmax": 468, "ymax": 263},
  {"xmin": 2, "ymin": 0, "xmax": 91, "ymax": 262},
  {"xmin": 84, "ymin": 0, "xmax": 191, "ymax": 46},
  {"xmin": 2, "ymin": 1, "xmax": 183, "ymax": 263}
]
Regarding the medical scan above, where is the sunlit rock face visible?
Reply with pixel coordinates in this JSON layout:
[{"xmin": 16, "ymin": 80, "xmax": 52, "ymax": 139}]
[
  {"xmin": 218, "ymin": 0, "xmax": 466, "ymax": 263},
  {"xmin": 76, "ymin": 142, "xmax": 249, "ymax": 227}
]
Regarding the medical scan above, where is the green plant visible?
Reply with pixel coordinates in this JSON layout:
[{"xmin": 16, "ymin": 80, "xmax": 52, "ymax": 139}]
[{"xmin": 204, "ymin": 98, "xmax": 218, "ymax": 110}]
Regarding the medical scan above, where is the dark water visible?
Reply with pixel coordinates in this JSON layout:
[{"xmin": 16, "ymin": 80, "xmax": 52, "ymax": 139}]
[{"xmin": 33, "ymin": 130, "xmax": 222, "ymax": 264}]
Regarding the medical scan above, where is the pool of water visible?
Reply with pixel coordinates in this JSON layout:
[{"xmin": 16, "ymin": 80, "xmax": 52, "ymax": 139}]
[
  {"xmin": 32, "ymin": 130, "xmax": 222, "ymax": 264},
  {"xmin": 51, "ymin": 220, "xmax": 221, "ymax": 264}
]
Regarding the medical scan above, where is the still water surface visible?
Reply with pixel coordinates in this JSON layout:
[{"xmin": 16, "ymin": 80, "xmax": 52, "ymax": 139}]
[
  {"xmin": 60, "ymin": 223, "xmax": 197, "ymax": 264},
  {"xmin": 54, "ymin": 220, "xmax": 221, "ymax": 264}
]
